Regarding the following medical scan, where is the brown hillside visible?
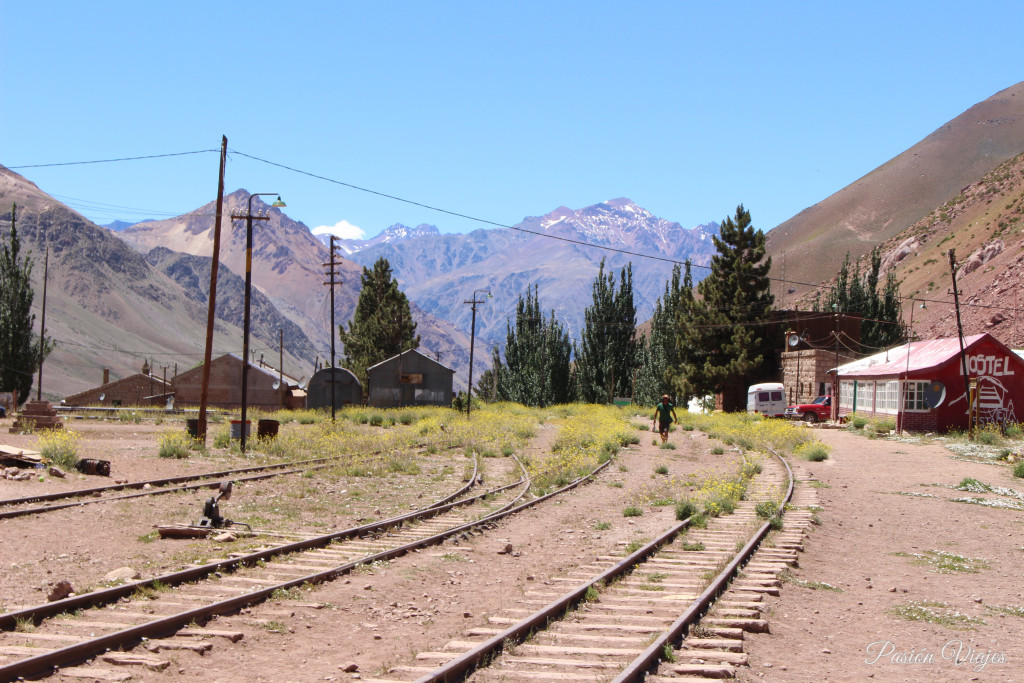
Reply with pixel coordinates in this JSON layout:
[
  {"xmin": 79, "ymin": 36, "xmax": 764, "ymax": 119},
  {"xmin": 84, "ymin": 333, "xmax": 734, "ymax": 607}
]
[
  {"xmin": 878, "ymin": 151, "xmax": 1024, "ymax": 347},
  {"xmin": 768, "ymin": 81, "xmax": 1024, "ymax": 299}
]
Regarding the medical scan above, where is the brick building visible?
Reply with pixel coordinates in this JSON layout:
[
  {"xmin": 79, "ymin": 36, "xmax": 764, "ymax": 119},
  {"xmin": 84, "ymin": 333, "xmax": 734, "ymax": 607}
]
[{"xmin": 63, "ymin": 364, "xmax": 171, "ymax": 407}]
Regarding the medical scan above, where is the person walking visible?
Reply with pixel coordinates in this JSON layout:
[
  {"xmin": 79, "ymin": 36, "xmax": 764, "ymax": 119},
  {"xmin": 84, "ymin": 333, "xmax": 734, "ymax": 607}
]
[{"xmin": 652, "ymin": 394, "xmax": 678, "ymax": 443}]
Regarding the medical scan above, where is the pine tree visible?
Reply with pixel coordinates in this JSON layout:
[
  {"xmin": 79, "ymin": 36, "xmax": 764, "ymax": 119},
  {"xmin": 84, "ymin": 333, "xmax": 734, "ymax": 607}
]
[
  {"xmin": 338, "ymin": 257, "xmax": 419, "ymax": 387},
  {"xmin": 671, "ymin": 205, "xmax": 774, "ymax": 411},
  {"xmin": 491, "ymin": 285, "xmax": 572, "ymax": 406},
  {"xmin": 0, "ymin": 204, "xmax": 46, "ymax": 404},
  {"xmin": 574, "ymin": 259, "xmax": 637, "ymax": 403}
]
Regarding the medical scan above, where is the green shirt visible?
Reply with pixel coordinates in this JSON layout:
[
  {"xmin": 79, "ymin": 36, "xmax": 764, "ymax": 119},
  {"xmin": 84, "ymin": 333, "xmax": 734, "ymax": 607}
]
[{"xmin": 654, "ymin": 402, "xmax": 675, "ymax": 423}]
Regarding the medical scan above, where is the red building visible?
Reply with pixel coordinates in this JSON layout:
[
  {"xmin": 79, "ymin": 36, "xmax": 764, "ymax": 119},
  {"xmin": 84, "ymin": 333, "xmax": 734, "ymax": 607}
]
[{"xmin": 834, "ymin": 333, "xmax": 1023, "ymax": 433}]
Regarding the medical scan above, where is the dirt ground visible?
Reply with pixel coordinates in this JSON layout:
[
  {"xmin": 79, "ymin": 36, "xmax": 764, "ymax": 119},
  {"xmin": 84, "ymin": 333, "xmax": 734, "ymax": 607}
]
[
  {"xmin": 741, "ymin": 427, "xmax": 1024, "ymax": 682},
  {"xmin": 5, "ymin": 415, "xmax": 1023, "ymax": 682}
]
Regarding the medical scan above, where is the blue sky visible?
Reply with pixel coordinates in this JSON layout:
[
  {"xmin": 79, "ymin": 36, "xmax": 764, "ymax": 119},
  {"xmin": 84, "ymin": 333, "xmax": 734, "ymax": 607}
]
[{"xmin": 2, "ymin": 1, "xmax": 1022, "ymax": 241}]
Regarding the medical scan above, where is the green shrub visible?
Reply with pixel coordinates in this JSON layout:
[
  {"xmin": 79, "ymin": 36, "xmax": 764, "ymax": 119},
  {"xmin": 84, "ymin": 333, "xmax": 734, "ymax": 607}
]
[
  {"xmin": 873, "ymin": 418, "xmax": 896, "ymax": 434},
  {"xmin": 212, "ymin": 428, "xmax": 231, "ymax": 449},
  {"xmin": 1013, "ymin": 461, "xmax": 1024, "ymax": 479},
  {"xmin": 622, "ymin": 506, "xmax": 643, "ymax": 517},
  {"xmin": 848, "ymin": 413, "xmax": 869, "ymax": 430},
  {"xmin": 755, "ymin": 500, "xmax": 780, "ymax": 519},
  {"xmin": 654, "ymin": 465, "xmax": 669, "ymax": 475},
  {"xmin": 39, "ymin": 430, "xmax": 81, "ymax": 470},
  {"xmin": 711, "ymin": 446, "xmax": 725, "ymax": 455},
  {"xmin": 158, "ymin": 430, "xmax": 195, "ymax": 459},
  {"xmin": 796, "ymin": 442, "xmax": 830, "ymax": 462},
  {"xmin": 975, "ymin": 428, "xmax": 1001, "ymax": 446},
  {"xmin": 675, "ymin": 499, "xmax": 698, "ymax": 520}
]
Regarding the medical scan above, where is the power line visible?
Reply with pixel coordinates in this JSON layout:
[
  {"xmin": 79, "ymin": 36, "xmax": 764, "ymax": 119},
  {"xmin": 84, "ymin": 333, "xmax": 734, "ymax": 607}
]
[{"xmin": 8, "ymin": 149, "xmax": 218, "ymax": 170}]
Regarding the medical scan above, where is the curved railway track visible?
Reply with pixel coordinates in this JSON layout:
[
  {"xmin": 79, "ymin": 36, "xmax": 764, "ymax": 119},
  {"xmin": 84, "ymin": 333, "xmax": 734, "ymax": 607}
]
[
  {"xmin": 0, "ymin": 452, "xmax": 616, "ymax": 681},
  {"xmin": 360, "ymin": 447, "xmax": 821, "ymax": 683}
]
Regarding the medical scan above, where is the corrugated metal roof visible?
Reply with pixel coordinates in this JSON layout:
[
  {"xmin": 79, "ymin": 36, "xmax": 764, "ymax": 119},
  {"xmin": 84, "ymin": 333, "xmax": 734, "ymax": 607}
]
[{"xmin": 836, "ymin": 334, "xmax": 986, "ymax": 377}]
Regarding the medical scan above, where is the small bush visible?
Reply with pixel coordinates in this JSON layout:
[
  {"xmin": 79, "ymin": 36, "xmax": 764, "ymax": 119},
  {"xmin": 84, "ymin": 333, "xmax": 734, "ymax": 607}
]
[
  {"xmin": 39, "ymin": 429, "xmax": 81, "ymax": 470},
  {"xmin": 796, "ymin": 442, "xmax": 830, "ymax": 462},
  {"xmin": 675, "ymin": 499, "xmax": 698, "ymax": 520},
  {"xmin": 595, "ymin": 521, "xmax": 611, "ymax": 530},
  {"xmin": 659, "ymin": 442, "xmax": 676, "ymax": 450},
  {"xmin": 756, "ymin": 500, "xmax": 780, "ymax": 519},
  {"xmin": 1005, "ymin": 423, "xmax": 1023, "ymax": 438},
  {"xmin": 654, "ymin": 465, "xmax": 669, "ymax": 475},
  {"xmin": 212, "ymin": 428, "xmax": 231, "ymax": 449},
  {"xmin": 159, "ymin": 430, "xmax": 196, "ymax": 459},
  {"xmin": 873, "ymin": 418, "xmax": 896, "ymax": 434},
  {"xmin": 398, "ymin": 412, "xmax": 414, "ymax": 425},
  {"xmin": 622, "ymin": 506, "xmax": 643, "ymax": 517},
  {"xmin": 975, "ymin": 429, "xmax": 1001, "ymax": 446},
  {"xmin": 1013, "ymin": 461, "xmax": 1024, "ymax": 479},
  {"xmin": 711, "ymin": 446, "xmax": 725, "ymax": 455},
  {"xmin": 848, "ymin": 413, "xmax": 869, "ymax": 430}
]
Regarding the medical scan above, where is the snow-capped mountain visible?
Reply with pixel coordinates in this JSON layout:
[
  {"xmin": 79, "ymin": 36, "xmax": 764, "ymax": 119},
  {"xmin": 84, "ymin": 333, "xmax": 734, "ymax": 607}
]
[
  {"xmin": 348, "ymin": 198, "xmax": 720, "ymax": 353},
  {"xmin": 321, "ymin": 223, "xmax": 441, "ymax": 254}
]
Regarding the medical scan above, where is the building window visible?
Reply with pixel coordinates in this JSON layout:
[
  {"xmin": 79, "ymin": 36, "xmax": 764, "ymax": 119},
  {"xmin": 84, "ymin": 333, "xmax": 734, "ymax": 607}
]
[
  {"xmin": 839, "ymin": 380, "xmax": 854, "ymax": 410},
  {"xmin": 854, "ymin": 381, "xmax": 875, "ymax": 413},
  {"xmin": 903, "ymin": 380, "xmax": 930, "ymax": 412},
  {"xmin": 876, "ymin": 380, "xmax": 899, "ymax": 414}
]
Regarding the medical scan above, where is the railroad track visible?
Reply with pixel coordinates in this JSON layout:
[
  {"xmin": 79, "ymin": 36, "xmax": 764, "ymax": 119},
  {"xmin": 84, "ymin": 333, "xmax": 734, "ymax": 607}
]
[
  {"xmin": 0, "ymin": 450, "xmax": 401, "ymax": 520},
  {"xmin": 0, "ymin": 452, "xmax": 614, "ymax": 681},
  {"xmin": 360, "ymin": 448, "xmax": 818, "ymax": 683}
]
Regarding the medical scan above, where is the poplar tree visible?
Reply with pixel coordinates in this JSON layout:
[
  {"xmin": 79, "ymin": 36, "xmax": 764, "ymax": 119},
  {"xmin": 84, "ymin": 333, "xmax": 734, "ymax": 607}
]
[
  {"xmin": 490, "ymin": 285, "xmax": 572, "ymax": 406},
  {"xmin": 574, "ymin": 259, "xmax": 637, "ymax": 403},
  {"xmin": 671, "ymin": 205, "xmax": 774, "ymax": 411},
  {"xmin": 635, "ymin": 261, "xmax": 695, "ymax": 406},
  {"xmin": 0, "ymin": 204, "xmax": 46, "ymax": 404},
  {"xmin": 338, "ymin": 257, "xmax": 419, "ymax": 386}
]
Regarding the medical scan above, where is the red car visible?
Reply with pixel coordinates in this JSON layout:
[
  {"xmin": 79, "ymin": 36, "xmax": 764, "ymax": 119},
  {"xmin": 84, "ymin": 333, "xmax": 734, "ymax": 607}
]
[{"xmin": 783, "ymin": 396, "xmax": 831, "ymax": 423}]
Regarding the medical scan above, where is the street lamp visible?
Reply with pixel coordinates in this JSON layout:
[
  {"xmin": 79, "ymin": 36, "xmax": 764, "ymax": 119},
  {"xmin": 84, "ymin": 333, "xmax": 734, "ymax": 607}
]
[
  {"xmin": 233, "ymin": 193, "xmax": 286, "ymax": 453},
  {"xmin": 464, "ymin": 289, "xmax": 492, "ymax": 417}
]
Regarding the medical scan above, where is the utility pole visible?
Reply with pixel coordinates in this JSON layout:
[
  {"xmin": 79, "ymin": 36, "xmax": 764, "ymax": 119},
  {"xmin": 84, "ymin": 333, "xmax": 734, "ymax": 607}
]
[
  {"xmin": 36, "ymin": 246, "xmax": 48, "ymax": 401},
  {"xmin": 949, "ymin": 249, "xmax": 973, "ymax": 436},
  {"xmin": 279, "ymin": 328, "xmax": 284, "ymax": 410},
  {"xmin": 234, "ymin": 193, "xmax": 285, "ymax": 454},
  {"xmin": 198, "ymin": 135, "xmax": 227, "ymax": 443},
  {"xmin": 323, "ymin": 235, "xmax": 342, "ymax": 420},
  {"xmin": 464, "ymin": 290, "xmax": 491, "ymax": 417}
]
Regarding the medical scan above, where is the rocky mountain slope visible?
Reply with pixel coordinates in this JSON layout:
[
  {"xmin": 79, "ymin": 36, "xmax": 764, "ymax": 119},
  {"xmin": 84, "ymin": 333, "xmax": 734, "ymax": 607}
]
[
  {"xmin": 349, "ymin": 198, "xmax": 719, "ymax": 346},
  {"xmin": 858, "ymin": 151, "xmax": 1024, "ymax": 347},
  {"xmin": 0, "ymin": 166, "xmax": 313, "ymax": 397},
  {"xmin": 119, "ymin": 192, "xmax": 475, "ymax": 385},
  {"xmin": 767, "ymin": 81, "xmax": 1024, "ymax": 300}
]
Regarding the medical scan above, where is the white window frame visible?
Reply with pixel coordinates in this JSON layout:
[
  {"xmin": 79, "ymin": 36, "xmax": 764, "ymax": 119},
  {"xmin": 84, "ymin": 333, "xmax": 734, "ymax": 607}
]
[
  {"xmin": 902, "ymin": 380, "xmax": 930, "ymax": 412},
  {"xmin": 855, "ymin": 381, "xmax": 875, "ymax": 413},
  {"xmin": 839, "ymin": 380, "xmax": 854, "ymax": 410},
  {"xmin": 876, "ymin": 380, "xmax": 899, "ymax": 414}
]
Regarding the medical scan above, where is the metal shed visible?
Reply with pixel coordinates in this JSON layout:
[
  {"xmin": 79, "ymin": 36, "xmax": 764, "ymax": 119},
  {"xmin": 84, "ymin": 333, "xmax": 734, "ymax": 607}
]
[
  {"xmin": 307, "ymin": 368, "xmax": 362, "ymax": 410},
  {"xmin": 366, "ymin": 349, "xmax": 454, "ymax": 408}
]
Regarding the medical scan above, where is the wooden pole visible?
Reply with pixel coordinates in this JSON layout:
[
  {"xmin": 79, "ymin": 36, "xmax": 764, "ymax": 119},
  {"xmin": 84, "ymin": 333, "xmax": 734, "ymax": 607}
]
[
  {"xmin": 36, "ymin": 246, "xmax": 48, "ymax": 401},
  {"xmin": 198, "ymin": 136, "xmax": 227, "ymax": 442}
]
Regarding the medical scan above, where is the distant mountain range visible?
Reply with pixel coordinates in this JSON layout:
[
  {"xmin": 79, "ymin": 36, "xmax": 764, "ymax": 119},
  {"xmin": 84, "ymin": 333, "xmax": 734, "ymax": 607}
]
[
  {"xmin": 344, "ymin": 198, "xmax": 719, "ymax": 346},
  {"xmin": 321, "ymin": 223, "xmax": 441, "ymax": 255},
  {"xmin": 3, "ymin": 81, "xmax": 1022, "ymax": 399}
]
